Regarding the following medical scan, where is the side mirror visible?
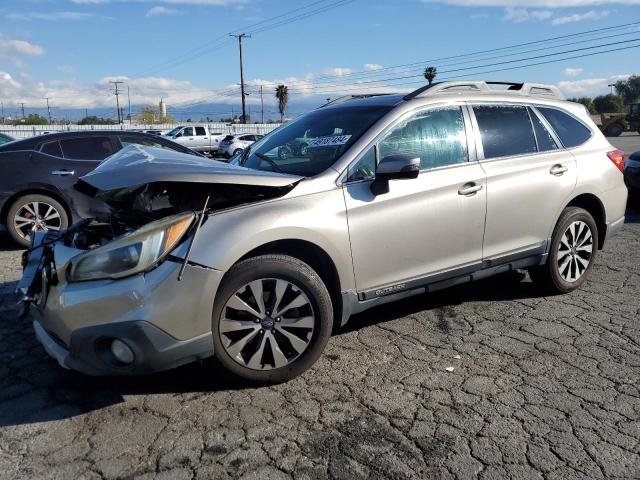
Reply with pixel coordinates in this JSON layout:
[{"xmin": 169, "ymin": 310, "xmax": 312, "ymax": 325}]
[
  {"xmin": 175, "ymin": 132, "xmax": 182, "ymax": 138},
  {"xmin": 371, "ymin": 154, "xmax": 420, "ymax": 195}
]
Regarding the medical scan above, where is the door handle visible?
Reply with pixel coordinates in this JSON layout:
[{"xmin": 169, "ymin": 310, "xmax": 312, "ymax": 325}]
[
  {"xmin": 51, "ymin": 170, "xmax": 74, "ymax": 176},
  {"xmin": 550, "ymin": 164, "xmax": 568, "ymax": 176},
  {"xmin": 458, "ymin": 182, "xmax": 483, "ymax": 196}
]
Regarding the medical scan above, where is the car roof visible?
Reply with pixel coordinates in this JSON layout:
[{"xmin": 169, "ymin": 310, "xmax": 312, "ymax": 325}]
[{"xmin": 0, "ymin": 130, "xmax": 164, "ymax": 150}]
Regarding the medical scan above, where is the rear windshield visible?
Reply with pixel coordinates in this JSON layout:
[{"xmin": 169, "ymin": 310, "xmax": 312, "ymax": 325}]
[
  {"xmin": 537, "ymin": 107, "xmax": 592, "ymax": 148},
  {"xmin": 240, "ymin": 105, "xmax": 391, "ymax": 176},
  {"xmin": 223, "ymin": 135, "xmax": 235, "ymax": 141}
]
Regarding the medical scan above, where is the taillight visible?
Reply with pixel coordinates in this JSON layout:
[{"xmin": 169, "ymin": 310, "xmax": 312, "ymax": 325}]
[{"xmin": 607, "ymin": 149, "xmax": 625, "ymax": 172}]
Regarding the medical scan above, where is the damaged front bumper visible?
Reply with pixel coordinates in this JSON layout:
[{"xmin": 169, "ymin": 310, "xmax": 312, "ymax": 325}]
[{"xmin": 18, "ymin": 231, "xmax": 222, "ymax": 375}]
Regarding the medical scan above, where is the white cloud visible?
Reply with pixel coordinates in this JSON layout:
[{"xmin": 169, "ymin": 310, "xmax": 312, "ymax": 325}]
[
  {"xmin": 324, "ymin": 67, "xmax": 353, "ymax": 77},
  {"xmin": 423, "ymin": 0, "xmax": 640, "ymax": 6},
  {"xmin": 551, "ymin": 9, "xmax": 609, "ymax": 24},
  {"xmin": 0, "ymin": 35, "xmax": 44, "ymax": 59},
  {"xmin": 0, "ymin": 72, "xmax": 22, "ymax": 95},
  {"xmin": 503, "ymin": 7, "xmax": 553, "ymax": 22},
  {"xmin": 557, "ymin": 74, "xmax": 628, "ymax": 97},
  {"xmin": 146, "ymin": 6, "xmax": 180, "ymax": 16},
  {"xmin": 363, "ymin": 63, "xmax": 383, "ymax": 71},
  {"xmin": 6, "ymin": 11, "xmax": 97, "ymax": 21},
  {"xmin": 564, "ymin": 67, "xmax": 584, "ymax": 77}
]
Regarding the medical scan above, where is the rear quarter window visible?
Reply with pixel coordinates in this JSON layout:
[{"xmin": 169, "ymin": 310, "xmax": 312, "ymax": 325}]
[{"xmin": 536, "ymin": 107, "xmax": 592, "ymax": 148}]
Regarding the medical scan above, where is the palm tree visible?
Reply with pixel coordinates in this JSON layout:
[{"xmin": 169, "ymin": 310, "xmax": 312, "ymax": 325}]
[
  {"xmin": 275, "ymin": 85, "xmax": 289, "ymax": 123},
  {"xmin": 423, "ymin": 66, "xmax": 438, "ymax": 86}
]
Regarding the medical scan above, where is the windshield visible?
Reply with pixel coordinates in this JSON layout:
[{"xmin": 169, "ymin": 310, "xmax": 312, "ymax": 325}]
[
  {"xmin": 241, "ymin": 106, "xmax": 390, "ymax": 176},
  {"xmin": 165, "ymin": 127, "xmax": 182, "ymax": 137}
]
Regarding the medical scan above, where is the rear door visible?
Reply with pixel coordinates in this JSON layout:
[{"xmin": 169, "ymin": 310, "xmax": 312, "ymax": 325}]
[{"xmin": 469, "ymin": 103, "xmax": 577, "ymax": 260}]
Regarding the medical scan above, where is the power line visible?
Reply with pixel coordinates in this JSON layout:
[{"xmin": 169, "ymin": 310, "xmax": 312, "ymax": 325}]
[{"xmin": 282, "ymin": 43, "xmax": 640, "ymax": 96}]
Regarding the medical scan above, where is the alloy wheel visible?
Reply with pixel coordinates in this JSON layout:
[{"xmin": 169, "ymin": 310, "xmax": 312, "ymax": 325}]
[
  {"xmin": 219, "ymin": 278, "xmax": 315, "ymax": 370},
  {"xmin": 557, "ymin": 220, "xmax": 593, "ymax": 282},
  {"xmin": 13, "ymin": 201, "xmax": 62, "ymax": 241}
]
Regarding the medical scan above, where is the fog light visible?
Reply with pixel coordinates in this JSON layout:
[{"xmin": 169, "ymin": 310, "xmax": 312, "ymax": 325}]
[{"xmin": 110, "ymin": 339, "xmax": 134, "ymax": 365}]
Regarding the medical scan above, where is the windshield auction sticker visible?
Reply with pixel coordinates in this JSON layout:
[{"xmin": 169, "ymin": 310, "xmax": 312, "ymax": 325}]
[{"xmin": 307, "ymin": 135, "xmax": 352, "ymax": 148}]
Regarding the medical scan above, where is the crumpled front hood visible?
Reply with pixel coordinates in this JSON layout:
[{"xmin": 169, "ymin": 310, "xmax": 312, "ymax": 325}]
[{"xmin": 78, "ymin": 144, "xmax": 302, "ymax": 192}]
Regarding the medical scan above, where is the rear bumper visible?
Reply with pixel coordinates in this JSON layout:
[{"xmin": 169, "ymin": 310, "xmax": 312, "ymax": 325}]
[{"xmin": 603, "ymin": 215, "xmax": 625, "ymax": 248}]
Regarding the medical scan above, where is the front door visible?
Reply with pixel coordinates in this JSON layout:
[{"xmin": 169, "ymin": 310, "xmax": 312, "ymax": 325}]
[{"xmin": 343, "ymin": 105, "xmax": 487, "ymax": 296}]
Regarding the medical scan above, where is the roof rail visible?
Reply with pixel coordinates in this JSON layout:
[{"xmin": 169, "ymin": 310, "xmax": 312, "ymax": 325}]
[
  {"xmin": 319, "ymin": 93, "xmax": 390, "ymax": 108},
  {"xmin": 404, "ymin": 81, "xmax": 564, "ymax": 101}
]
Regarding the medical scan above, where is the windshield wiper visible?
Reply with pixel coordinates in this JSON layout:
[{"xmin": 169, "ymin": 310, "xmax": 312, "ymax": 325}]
[{"xmin": 255, "ymin": 152, "xmax": 284, "ymax": 173}]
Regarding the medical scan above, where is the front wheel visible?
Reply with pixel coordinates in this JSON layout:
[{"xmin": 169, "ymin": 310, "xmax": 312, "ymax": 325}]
[
  {"xmin": 6, "ymin": 194, "xmax": 69, "ymax": 247},
  {"xmin": 212, "ymin": 254, "xmax": 333, "ymax": 384},
  {"xmin": 604, "ymin": 122, "xmax": 624, "ymax": 137},
  {"xmin": 529, "ymin": 207, "xmax": 598, "ymax": 294}
]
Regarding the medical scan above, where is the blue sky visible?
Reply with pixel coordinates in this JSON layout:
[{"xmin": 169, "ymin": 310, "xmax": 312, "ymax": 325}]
[{"xmin": 0, "ymin": 0, "xmax": 639, "ymax": 119}]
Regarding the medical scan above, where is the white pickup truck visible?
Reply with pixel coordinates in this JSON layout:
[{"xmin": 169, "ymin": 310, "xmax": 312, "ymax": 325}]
[{"xmin": 164, "ymin": 125, "xmax": 227, "ymax": 155}]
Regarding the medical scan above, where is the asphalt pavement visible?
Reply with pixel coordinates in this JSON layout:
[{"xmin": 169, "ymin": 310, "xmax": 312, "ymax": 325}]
[{"xmin": 0, "ymin": 133, "xmax": 638, "ymax": 479}]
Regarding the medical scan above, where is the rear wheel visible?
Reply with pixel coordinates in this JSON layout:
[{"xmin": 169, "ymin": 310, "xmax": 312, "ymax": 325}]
[
  {"xmin": 212, "ymin": 254, "xmax": 333, "ymax": 384},
  {"xmin": 6, "ymin": 194, "xmax": 68, "ymax": 247},
  {"xmin": 529, "ymin": 207, "xmax": 598, "ymax": 294},
  {"xmin": 604, "ymin": 122, "xmax": 624, "ymax": 137},
  {"xmin": 233, "ymin": 148, "xmax": 243, "ymax": 157}
]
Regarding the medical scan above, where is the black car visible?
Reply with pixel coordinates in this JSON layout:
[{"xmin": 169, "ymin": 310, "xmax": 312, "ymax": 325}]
[
  {"xmin": 0, "ymin": 130, "xmax": 202, "ymax": 246},
  {"xmin": 624, "ymin": 150, "xmax": 640, "ymax": 194},
  {"xmin": 0, "ymin": 133, "xmax": 14, "ymax": 146}
]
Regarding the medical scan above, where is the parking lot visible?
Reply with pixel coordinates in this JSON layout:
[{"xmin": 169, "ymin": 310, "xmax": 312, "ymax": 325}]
[{"xmin": 0, "ymin": 134, "xmax": 638, "ymax": 480}]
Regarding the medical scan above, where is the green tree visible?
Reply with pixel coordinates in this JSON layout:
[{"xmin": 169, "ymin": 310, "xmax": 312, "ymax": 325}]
[
  {"xmin": 568, "ymin": 97, "xmax": 596, "ymax": 114},
  {"xmin": 593, "ymin": 95, "xmax": 625, "ymax": 113},
  {"xmin": 16, "ymin": 114, "xmax": 48, "ymax": 125},
  {"xmin": 614, "ymin": 75, "xmax": 640, "ymax": 104},
  {"xmin": 423, "ymin": 66, "xmax": 438, "ymax": 85},
  {"xmin": 275, "ymin": 84, "xmax": 289, "ymax": 123},
  {"xmin": 78, "ymin": 115, "xmax": 117, "ymax": 125},
  {"xmin": 138, "ymin": 106, "xmax": 158, "ymax": 124}
]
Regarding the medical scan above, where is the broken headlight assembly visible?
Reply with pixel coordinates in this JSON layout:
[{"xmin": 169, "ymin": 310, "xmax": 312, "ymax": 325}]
[{"xmin": 68, "ymin": 212, "xmax": 195, "ymax": 282}]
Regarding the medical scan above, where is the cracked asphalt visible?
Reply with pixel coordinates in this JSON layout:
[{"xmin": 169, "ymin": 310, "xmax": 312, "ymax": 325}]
[{"xmin": 1, "ymin": 137, "xmax": 639, "ymax": 479}]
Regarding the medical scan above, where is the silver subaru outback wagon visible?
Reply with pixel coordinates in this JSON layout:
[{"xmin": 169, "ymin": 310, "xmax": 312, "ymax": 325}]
[{"xmin": 17, "ymin": 81, "xmax": 628, "ymax": 383}]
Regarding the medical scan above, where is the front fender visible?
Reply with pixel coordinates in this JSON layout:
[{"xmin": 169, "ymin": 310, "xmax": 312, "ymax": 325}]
[{"xmin": 174, "ymin": 188, "xmax": 356, "ymax": 292}]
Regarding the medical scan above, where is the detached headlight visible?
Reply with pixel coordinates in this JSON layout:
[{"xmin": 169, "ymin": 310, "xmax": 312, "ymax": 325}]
[{"xmin": 68, "ymin": 213, "xmax": 194, "ymax": 282}]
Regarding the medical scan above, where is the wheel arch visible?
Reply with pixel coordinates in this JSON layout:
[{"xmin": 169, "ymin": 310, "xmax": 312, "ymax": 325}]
[
  {"xmin": 1, "ymin": 186, "xmax": 72, "ymax": 225},
  {"xmin": 236, "ymin": 239, "xmax": 343, "ymax": 329},
  {"xmin": 564, "ymin": 193, "xmax": 607, "ymax": 249}
]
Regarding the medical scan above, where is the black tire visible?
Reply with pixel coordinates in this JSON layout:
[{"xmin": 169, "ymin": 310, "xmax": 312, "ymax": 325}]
[
  {"xmin": 529, "ymin": 207, "xmax": 598, "ymax": 294},
  {"xmin": 212, "ymin": 254, "xmax": 333, "ymax": 384},
  {"xmin": 5, "ymin": 194, "xmax": 69, "ymax": 248},
  {"xmin": 233, "ymin": 148, "xmax": 243, "ymax": 157},
  {"xmin": 604, "ymin": 122, "xmax": 624, "ymax": 137}
]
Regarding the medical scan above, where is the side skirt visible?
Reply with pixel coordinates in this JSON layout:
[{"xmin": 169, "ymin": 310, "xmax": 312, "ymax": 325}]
[{"xmin": 340, "ymin": 247, "xmax": 547, "ymax": 326}]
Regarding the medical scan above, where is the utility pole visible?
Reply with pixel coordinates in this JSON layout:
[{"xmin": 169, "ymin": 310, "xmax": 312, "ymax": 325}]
[
  {"xmin": 127, "ymin": 86, "xmax": 131, "ymax": 124},
  {"xmin": 260, "ymin": 85, "xmax": 264, "ymax": 124},
  {"xmin": 44, "ymin": 97, "xmax": 52, "ymax": 124},
  {"xmin": 19, "ymin": 102, "xmax": 26, "ymax": 119},
  {"xmin": 110, "ymin": 81, "xmax": 124, "ymax": 124},
  {"xmin": 230, "ymin": 33, "xmax": 250, "ymax": 124}
]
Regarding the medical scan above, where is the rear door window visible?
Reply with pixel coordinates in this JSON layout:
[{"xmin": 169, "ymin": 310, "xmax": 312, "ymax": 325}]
[
  {"xmin": 40, "ymin": 141, "xmax": 63, "ymax": 157},
  {"xmin": 195, "ymin": 127, "xmax": 207, "ymax": 136},
  {"xmin": 528, "ymin": 108, "xmax": 559, "ymax": 152},
  {"xmin": 60, "ymin": 137, "xmax": 115, "ymax": 160},
  {"xmin": 536, "ymin": 107, "xmax": 592, "ymax": 148},
  {"xmin": 473, "ymin": 105, "xmax": 537, "ymax": 159}
]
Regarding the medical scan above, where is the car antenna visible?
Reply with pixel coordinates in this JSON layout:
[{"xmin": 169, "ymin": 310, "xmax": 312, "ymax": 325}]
[{"xmin": 177, "ymin": 194, "xmax": 210, "ymax": 281}]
